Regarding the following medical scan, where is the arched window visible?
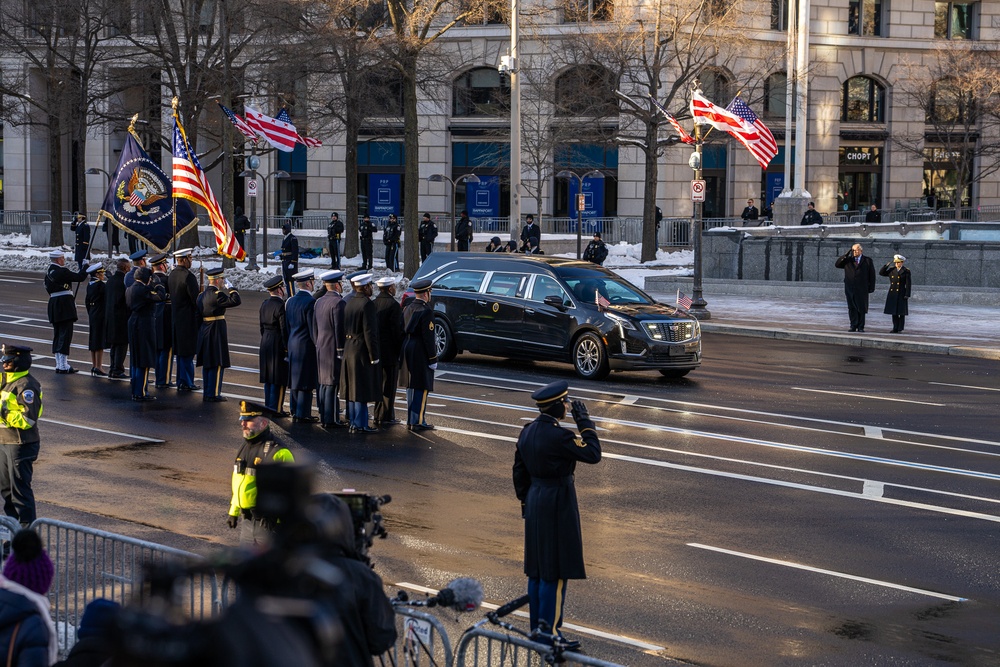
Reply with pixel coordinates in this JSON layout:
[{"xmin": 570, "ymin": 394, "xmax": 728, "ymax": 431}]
[
  {"xmin": 453, "ymin": 68, "xmax": 510, "ymax": 117},
  {"xmin": 554, "ymin": 65, "xmax": 617, "ymax": 117},
  {"xmin": 841, "ymin": 76, "xmax": 885, "ymax": 122},
  {"xmin": 698, "ymin": 68, "xmax": 734, "ymax": 106}
]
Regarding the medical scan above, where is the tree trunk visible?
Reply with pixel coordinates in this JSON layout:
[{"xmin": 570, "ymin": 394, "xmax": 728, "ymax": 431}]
[
  {"xmin": 344, "ymin": 113, "xmax": 361, "ymax": 258},
  {"xmin": 640, "ymin": 121, "xmax": 659, "ymax": 263},
  {"xmin": 48, "ymin": 110, "xmax": 65, "ymax": 247},
  {"xmin": 402, "ymin": 57, "xmax": 420, "ymax": 278}
]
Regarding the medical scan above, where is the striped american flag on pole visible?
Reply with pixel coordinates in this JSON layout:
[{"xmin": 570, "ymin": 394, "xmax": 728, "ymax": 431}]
[
  {"xmin": 172, "ymin": 113, "xmax": 245, "ymax": 260},
  {"xmin": 726, "ymin": 96, "xmax": 778, "ymax": 170},
  {"xmin": 244, "ymin": 106, "xmax": 298, "ymax": 152},
  {"xmin": 690, "ymin": 90, "xmax": 759, "ymax": 141},
  {"xmin": 275, "ymin": 109, "xmax": 323, "ymax": 147},
  {"xmin": 676, "ymin": 290, "xmax": 693, "ymax": 309},
  {"xmin": 218, "ymin": 103, "xmax": 258, "ymax": 142},
  {"xmin": 647, "ymin": 94, "xmax": 695, "ymax": 145}
]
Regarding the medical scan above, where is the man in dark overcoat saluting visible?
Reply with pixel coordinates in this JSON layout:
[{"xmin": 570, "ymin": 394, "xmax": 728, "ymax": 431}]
[
  {"xmin": 834, "ymin": 243, "xmax": 877, "ymax": 332},
  {"xmin": 399, "ymin": 279, "xmax": 437, "ymax": 431},
  {"xmin": 512, "ymin": 381, "xmax": 601, "ymax": 649},
  {"xmin": 168, "ymin": 249, "xmax": 201, "ymax": 391},
  {"xmin": 258, "ymin": 275, "xmax": 289, "ymax": 415},
  {"xmin": 339, "ymin": 274, "xmax": 380, "ymax": 433}
]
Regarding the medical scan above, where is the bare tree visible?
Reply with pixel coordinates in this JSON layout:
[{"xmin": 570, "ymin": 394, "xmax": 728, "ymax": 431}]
[
  {"xmin": 893, "ymin": 43, "xmax": 1000, "ymax": 220},
  {"xmin": 569, "ymin": 0, "xmax": 756, "ymax": 261}
]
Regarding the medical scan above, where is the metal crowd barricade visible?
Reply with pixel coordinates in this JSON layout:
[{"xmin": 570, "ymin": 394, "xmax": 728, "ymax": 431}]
[
  {"xmin": 381, "ymin": 607, "xmax": 455, "ymax": 667},
  {"xmin": 29, "ymin": 519, "xmax": 220, "ymax": 653},
  {"xmin": 455, "ymin": 628, "xmax": 625, "ymax": 667}
]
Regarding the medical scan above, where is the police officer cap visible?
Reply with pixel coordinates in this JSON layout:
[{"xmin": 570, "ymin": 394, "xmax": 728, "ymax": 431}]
[
  {"xmin": 351, "ymin": 273, "xmax": 373, "ymax": 286},
  {"xmin": 422, "ymin": 212, "xmax": 432, "ymax": 220},
  {"xmin": 134, "ymin": 267, "xmax": 152, "ymax": 283},
  {"xmin": 531, "ymin": 380, "xmax": 569, "ymax": 407},
  {"xmin": 0, "ymin": 344, "xmax": 32, "ymax": 363},
  {"xmin": 172, "ymin": 248, "xmax": 193, "ymax": 258},
  {"xmin": 292, "ymin": 269, "xmax": 313, "ymax": 282},
  {"xmin": 86, "ymin": 263, "xmax": 105, "ymax": 275},
  {"xmin": 410, "ymin": 278, "xmax": 432, "ymax": 293},
  {"xmin": 206, "ymin": 267, "xmax": 225, "ymax": 277},
  {"xmin": 129, "ymin": 249, "xmax": 148, "ymax": 262},
  {"xmin": 319, "ymin": 270, "xmax": 344, "ymax": 283},
  {"xmin": 48, "ymin": 250, "xmax": 64, "ymax": 260},
  {"xmin": 149, "ymin": 253, "xmax": 169, "ymax": 265},
  {"xmin": 375, "ymin": 276, "xmax": 395, "ymax": 288},
  {"xmin": 239, "ymin": 400, "xmax": 273, "ymax": 421},
  {"xmin": 263, "ymin": 275, "xmax": 283, "ymax": 290}
]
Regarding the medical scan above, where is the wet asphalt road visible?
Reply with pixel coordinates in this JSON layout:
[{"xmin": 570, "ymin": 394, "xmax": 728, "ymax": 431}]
[{"xmin": 2, "ymin": 268, "xmax": 1000, "ymax": 666}]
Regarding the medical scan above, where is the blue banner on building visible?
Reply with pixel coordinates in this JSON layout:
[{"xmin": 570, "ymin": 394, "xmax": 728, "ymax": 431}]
[
  {"xmin": 766, "ymin": 173, "xmax": 784, "ymax": 209},
  {"xmin": 467, "ymin": 175, "xmax": 499, "ymax": 218},
  {"xmin": 368, "ymin": 173, "xmax": 401, "ymax": 216},
  {"xmin": 568, "ymin": 176, "xmax": 605, "ymax": 232}
]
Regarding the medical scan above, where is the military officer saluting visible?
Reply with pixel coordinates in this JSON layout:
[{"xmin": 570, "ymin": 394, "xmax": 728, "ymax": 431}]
[
  {"xmin": 0, "ymin": 344, "xmax": 43, "ymax": 527},
  {"xmin": 70, "ymin": 212, "xmax": 91, "ymax": 266},
  {"xmin": 512, "ymin": 381, "xmax": 601, "ymax": 650},
  {"xmin": 400, "ymin": 279, "xmax": 437, "ymax": 431},
  {"xmin": 227, "ymin": 400, "xmax": 294, "ymax": 547},
  {"xmin": 169, "ymin": 248, "xmax": 201, "ymax": 392},
  {"xmin": 197, "ymin": 267, "xmax": 241, "ymax": 402},
  {"xmin": 258, "ymin": 275, "xmax": 289, "ymax": 415},
  {"xmin": 124, "ymin": 248, "xmax": 148, "ymax": 288},
  {"xmin": 45, "ymin": 249, "xmax": 88, "ymax": 374}
]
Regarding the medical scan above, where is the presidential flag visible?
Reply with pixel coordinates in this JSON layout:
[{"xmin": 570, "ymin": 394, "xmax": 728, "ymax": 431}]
[
  {"xmin": 96, "ymin": 132, "xmax": 197, "ymax": 253},
  {"xmin": 690, "ymin": 90, "xmax": 759, "ymax": 141},
  {"xmin": 218, "ymin": 102, "xmax": 258, "ymax": 142},
  {"xmin": 172, "ymin": 113, "xmax": 245, "ymax": 260},
  {"xmin": 245, "ymin": 106, "xmax": 297, "ymax": 152},
  {"xmin": 726, "ymin": 96, "xmax": 778, "ymax": 170},
  {"xmin": 275, "ymin": 108, "xmax": 323, "ymax": 147}
]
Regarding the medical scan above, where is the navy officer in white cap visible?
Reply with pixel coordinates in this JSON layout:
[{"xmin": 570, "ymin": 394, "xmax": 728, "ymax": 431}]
[
  {"xmin": 259, "ymin": 275, "xmax": 290, "ymax": 415},
  {"xmin": 196, "ymin": 267, "xmax": 241, "ymax": 402},
  {"xmin": 512, "ymin": 381, "xmax": 601, "ymax": 650},
  {"xmin": 44, "ymin": 249, "xmax": 88, "ymax": 374},
  {"xmin": 286, "ymin": 269, "xmax": 319, "ymax": 423}
]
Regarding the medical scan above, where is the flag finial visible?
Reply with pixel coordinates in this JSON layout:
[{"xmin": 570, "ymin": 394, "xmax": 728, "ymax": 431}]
[{"xmin": 171, "ymin": 97, "xmax": 179, "ymax": 112}]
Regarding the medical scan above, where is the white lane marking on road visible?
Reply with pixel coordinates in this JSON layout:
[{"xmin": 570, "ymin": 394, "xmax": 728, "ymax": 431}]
[
  {"xmin": 687, "ymin": 543, "xmax": 967, "ymax": 602},
  {"xmin": 603, "ymin": 450, "xmax": 1000, "ymax": 523},
  {"xmin": 863, "ymin": 426, "xmax": 883, "ymax": 439},
  {"xmin": 619, "ymin": 395, "xmax": 640, "ymax": 405},
  {"xmin": 394, "ymin": 582, "xmax": 665, "ymax": 651},
  {"xmin": 0, "ymin": 278, "xmax": 32, "ymax": 284},
  {"xmin": 792, "ymin": 387, "xmax": 945, "ymax": 406},
  {"xmin": 862, "ymin": 480, "xmax": 884, "ymax": 498},
  {"xmin": 40, "ymin": 418, "xmax": 164, "ymax": 443},
  {"xmin": 931, "ymin": 381, "xmax": 1000, "ymax": 393}
]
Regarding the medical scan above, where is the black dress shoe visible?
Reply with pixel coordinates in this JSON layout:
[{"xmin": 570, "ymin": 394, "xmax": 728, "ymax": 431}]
[
  {"xmin": 178, "ymin": 384, "xmax": 202, "ymax": 392},
  {"xmin": 132, "ymin": 395, "xmax": 157, "ymax": 402},
  {"xmin": 409, "ymin": 423, "xmax": 434, "ymax": 432},
  {"xmin": 155, "ymin": 383, "xmax": 176, "ymax": 389},
  {"xmin": 292, "ymin": 415, "xmax": 319, "ymax": 423},
  {"xmin": 108, "ymin": 372, "xmax": 128, "ymax": 379},
  {"xmin": 275, "ymin": 411, "xmax": 291, "ymax": 418},
  {"xmin": 848, "ymin": 327, "xmax": 857, "ymax": 332},
  {"xmin": 327, "ymin": 420, "xmax": 348, "ymax": 428},
  {"xmin": 356, "ymin": 426, "xmax": 378, "ymax": 433},
  {"xmin": 857, "ymin": 328, "xmax": 865, "ymax": 333},
  {"xmin": 383, "ymin": 418, "xmax": 401, "ymax": 425},
  {"xmin": 204, "ymin": 396, "xmax": 228, "ymax": 403}
]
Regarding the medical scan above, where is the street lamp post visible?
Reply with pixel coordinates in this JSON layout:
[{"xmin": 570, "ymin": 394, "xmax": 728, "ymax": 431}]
[
  {"xmin": 428, "ymin": 173, "xmax": 481, "ymax": 251},
  {"xmin": 556, "ymin": 169, "xmax": 604, "ymax": 259},
  {"xmin": 688, "ymin": 127, "xmax": 711, "ymax": 320},
  {"xmin": 238, "ymin": 154, "xmax": 262, "ymax": 271},
  {"xmin": 262, "ymin": 169, "xmax": 290, "ymax": 268},
  {"xmin": 85, "ymin": 168, "xmax": 112, "ymax": 254}
]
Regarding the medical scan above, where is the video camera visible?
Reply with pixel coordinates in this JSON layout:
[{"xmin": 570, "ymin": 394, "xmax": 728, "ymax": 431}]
[{"xmin": 333, "ymin": 491, "xmax": 390, "ymax": 566}]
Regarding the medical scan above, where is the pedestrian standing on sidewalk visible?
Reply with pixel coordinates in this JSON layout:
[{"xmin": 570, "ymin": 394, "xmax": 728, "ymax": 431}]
[
  {"xmin": 879, "ymin": 254, "xmax": 911, "ymax": 333},
  {"xmin": 834, "ymin": 243, "xmax": 876, "ymax": 332}
]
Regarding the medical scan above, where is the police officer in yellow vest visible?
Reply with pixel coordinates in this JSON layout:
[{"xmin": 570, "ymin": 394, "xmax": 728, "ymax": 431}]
[
  {"xmin": 228, "ymin": 401, "xmax": 294, "ymax": 547},
  {"xmin": 0, "ymin": 344, "xmax": 43, "ymax": 527}
]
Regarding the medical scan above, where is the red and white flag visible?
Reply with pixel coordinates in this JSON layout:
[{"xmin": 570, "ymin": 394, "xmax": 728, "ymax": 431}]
[
  {"xmin": 726, "ymin": 96, "xmax": 778, "ymax": 170},
  {"xmin": 218, "ymin": 103, "xmax": 258, "ymax": 142},
  {"xmin": 274, "ymin": 109, "xmax": 323, "ymax": 147},
  {"xmin": 690, "ymin": 90, "xmax": 759, "ymax": 141},
  {"xmin": 244, "ymin": 106, "xmax": 298, "ymax": 152}
]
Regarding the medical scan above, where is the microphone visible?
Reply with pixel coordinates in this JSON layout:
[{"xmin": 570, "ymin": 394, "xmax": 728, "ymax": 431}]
[
  {"xmin": 427, "ymin": 578, "xmax": 484, "ymax": 613},
  {"xmin": 489, "ymin": 594, "xmax": 529, "ymax": 620}
]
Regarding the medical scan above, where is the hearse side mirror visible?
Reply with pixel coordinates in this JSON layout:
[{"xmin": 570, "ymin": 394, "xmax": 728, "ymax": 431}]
[{"xmin": 544, "ymin": 294, "xmax": 568, "ymax": 311}]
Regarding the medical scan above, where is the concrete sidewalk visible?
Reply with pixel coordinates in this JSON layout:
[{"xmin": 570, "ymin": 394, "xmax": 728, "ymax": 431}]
[{"xmin": 643, "ymin": 290, "xmax": 1000, "ymax": 361}]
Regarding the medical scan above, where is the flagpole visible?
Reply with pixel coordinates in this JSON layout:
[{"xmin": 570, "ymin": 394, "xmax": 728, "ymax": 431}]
[{"xmin": 688, "ymin": 88, "xmax": 710, "ymax": 320}]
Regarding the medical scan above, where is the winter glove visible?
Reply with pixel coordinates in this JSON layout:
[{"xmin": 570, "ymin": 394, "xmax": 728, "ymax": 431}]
[
  {"xmin": 0, "ymin": 402, "xmax": 8, "ymax": 422},
  {"xmin": 227, "ymin": 514, "xmax": 239, "ymax": 529},
  {"xmin": 429, "ymin": 363, "xmax": 438, "ymax": 371},
  {"xmin": 570, "ymin": 400, "xmax": 589, "ymax": 422}
]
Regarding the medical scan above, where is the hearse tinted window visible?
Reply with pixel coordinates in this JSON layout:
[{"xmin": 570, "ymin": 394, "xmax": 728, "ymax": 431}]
[
  {"xmin": 485, "ymin": 272, "xmax": 524, "ymax": 297},
  {"xmin": 528, "ymin": 275, "xmax": 571, "ymax": 306},
  {"xmin": 433, "ymin": 270, "xmax": 486, "ymax": 292},
  {"xmin": 557, "ymin": 266, "xmax": 653, "ymax": 305}
]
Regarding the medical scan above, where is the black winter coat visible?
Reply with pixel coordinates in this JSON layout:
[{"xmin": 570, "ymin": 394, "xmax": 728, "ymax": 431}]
[
  {"xmin": 168, "ymin": 267, "xmax": 201, "ymax": 357},
  {"xmin": 52, "ymin": 636, "xmax": 113, "ymax": 667},
  {"xmin": 86, "ymin": 280, "xmax": 106, "ymax": 351},
  {"xmin": 834, "ymin": 251, "xmax": 877, "ymax": 313},
  {"xmin": 285, "ymin": 291, "xmax": 318, "ymax": 390},
  {"xmin": 879, "ymin": 264, "xmax": 911, "ymax": 316},
  {"xmin": 0, "ymin": 588, "xmax": 51, "ymax": 667},
  {"xmin": 196, "ymin": 286, "xmax": 241, "ymax": 368},
  {"xmin": 582, "ymin": 240, "xmax": 608, "ymax": 265},
  {"xmin": 339, "ymin": 294, "xmax": 380, "ymax": 403},
  {"xmin": 104, "ymin": 271, "xmax": 130, "ymax": 346},
  {"xmin": 72, "ymin": 221, "xmax": 91, "ymax": 263},
  {"xmin": 399, "ymin": 300, "xmax": 436, "ymax": 390},
  {"xmin": 315, "ymin": 291, "xmax": 346, "ymax": 387},
  {"xmin": 513, "ymin": 413, "xmax": 601, "ymax": 580},
  {"xmin": 258, "ymin": 295, "xmax": 289, "ymax": 385},
  {"xmin": 281, "ymin": 233, "xmax": 299, "ymax": 277},
  {"xmin": 151, "ymin": 270, "xmax": 172, "ymax": 351},
  {"xmin": 126, "ymin": 280, "xmax": 166, "ymax": 368},
  {"xmin": 373, "ymin": 292, "xmax": 404, "ymax": 367}
]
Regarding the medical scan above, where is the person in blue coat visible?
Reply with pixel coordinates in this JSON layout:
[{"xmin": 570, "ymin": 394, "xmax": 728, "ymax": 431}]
[
  {"xmin": 285, "ymin": 269, "xmax": 319, "ymax": 423},
  {"xmin": 0, "ymin": 529, "xmax": 57, "ymax": 666},
  {"xmin": 125, "ymin": 267, "xmax": 167, "ymax": 400}
]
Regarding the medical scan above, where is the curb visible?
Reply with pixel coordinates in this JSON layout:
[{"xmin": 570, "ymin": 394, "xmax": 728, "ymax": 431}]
[{"xmin": 700, "ymin": 323, "xmax": 1000, "ymax": 360}]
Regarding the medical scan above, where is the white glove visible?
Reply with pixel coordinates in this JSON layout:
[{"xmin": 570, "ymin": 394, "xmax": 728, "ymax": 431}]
[
  {"xmin": 225, "ymin": 279, "xmax": 233, "ymax": 289},
  {"xmin": 82, "ymin": 258, "xmax": 90, "ymax": 268},
  {"xmin": 372, "ymin": 359, "xmax": 380, "ymax": 365},
  {"xmin": 429, "ymin": 363, "xmax": 438, "ymax": 370}
]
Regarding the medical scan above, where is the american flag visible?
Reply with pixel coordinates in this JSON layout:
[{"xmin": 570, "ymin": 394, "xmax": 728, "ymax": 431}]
[
  {"xmin": 245, "ymin": 106, "xmax": 297, "ymax": 152},
  {"xmin": 676, "ymin": 290, "xmax": 693, "ymax": 309},
  {"xmin": 726, "ymin": 96, "xmax": 778, "ymax": 170},
  {"xmin": 172, "ymin": 116, "xmax": 245, "ymax": 260},
  {"xmin": 690, "ymin": 90, "xmax": 759, "ymax": 141},
  {"xmin": 596, "ymin": 292, "xmax": 611, "ymax": 309},
  {"xmin": 275, "ymin": 109, "xmax": 323, "ymax": 147},
  {"xmin": 647, "ymin": 95, "xmax": 695, "ymax": 145},
  {"xmin": 218, "ymin": 103, "xmax": 258, "ymax": 142}
]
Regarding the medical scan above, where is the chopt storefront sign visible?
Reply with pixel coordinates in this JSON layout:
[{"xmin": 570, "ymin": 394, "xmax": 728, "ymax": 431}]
[{"xmin": 840, "ymin": 147, "xmax": 882, "ymax": 165}]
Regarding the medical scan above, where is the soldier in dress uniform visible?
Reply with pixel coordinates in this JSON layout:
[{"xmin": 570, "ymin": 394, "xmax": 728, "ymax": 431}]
[
  {"xmin": 124, "ymin": 248, "xmax": 147, "ymax": 288},
  {"xmin": 285, "ymin": 269, "xmax": 319, "ymax": 423},
  {"xmin": 383, "ymin": 215, "xmax": 401, "ymax": 272},
  {"xmin": 84, "ymin": 263, "xmax": 107, "ymax": 377},
  {"xmin": 327, "ymin": 212, "xmax": 344, "ymax": 270},
  {"xmin": 455, "ymin": 210, "xmax": 473, "ymax": 252},
  {"xmin": 340, "ymin": 274, "xmax": 380, "ymax": 433},
  {"xmin": 196, "ymin": 267, "xmax": 241, "ymax": 402},
  {"xmin": 258, "ymin": 275, "xmax": 290, "ymax": 416},
  {"xmin": 399, "ymin": 279, "xmax": 437, "ymax": 431},
  {"xmin": 314, "ymin": 270, "xmax": 347, "ymax": 428},
  {"xmin": 359, "ymin": 214, "xmax": 375, "ymax": 271},
  {"xmin": 280, "ymin": 222, "xmax": 300, "ymax": 296},
  {"xmin": 0, "ymin": 344, "xmax": 43, "ymax": 527},
  {"xmin": 149, "ymin": 253, "xmax": 174, "ymax": 388},
  {"xmin": 125, "ymin": 267, "xmax": 167, "ymax": 401},
  {"xmin": 70, "ymin": 213, "xmax": 91, "ymax": 266},
  {"xmin": 104, "ymin": 258, "xmax": 131, "ymax": 379},
  {"xmin": 512, "ymin": 381, "xmax": 601, "ymax": 649},
  {"xmin": 44, "ymin": 250, "xmax": 88, "ymax": 374},
  {"xmin": 418, "ymin": 212, "xmax": 437, "ymax": 263},
  {"xmin": 373, "ymin": 277, "xmax": 404, "ymax": 428},
  {"xmin": 227, "ymin": 401, "xmax": 294, "ymax": 547},
  {"xmin": 168, "ymin": 249, "xmax": 201, "ymax": 392}
]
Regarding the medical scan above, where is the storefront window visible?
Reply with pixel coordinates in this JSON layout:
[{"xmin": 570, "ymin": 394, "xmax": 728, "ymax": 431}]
[
  {"xmin": 838, "ymin": 146, "xmax": 882, "ymax": 211},
  {"xmin": 923, "ymin": 147, "xmax": 972, "ymax": 209}
]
